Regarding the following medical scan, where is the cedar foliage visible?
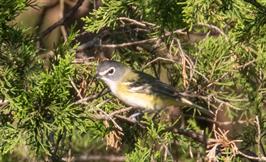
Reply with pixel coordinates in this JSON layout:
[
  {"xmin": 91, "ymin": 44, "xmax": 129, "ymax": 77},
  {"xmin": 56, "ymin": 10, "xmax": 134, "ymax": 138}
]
[{"xmin": 0, "ymin": 0, "xmax": 266, "ymax": 161}]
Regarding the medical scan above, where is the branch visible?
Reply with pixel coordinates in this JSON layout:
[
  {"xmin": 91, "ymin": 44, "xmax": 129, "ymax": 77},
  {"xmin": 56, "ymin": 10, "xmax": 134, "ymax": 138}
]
[
  {"xmin": 88, "ymin": 107, "xmax": 145, "ymax": 129},
  {"xmin": 69, "ymin": 77, "xmax": 83, "ymax": 99},
  {"xmin": 76, "ymin": 28, "xmax": 186, "ymax": 52},
  {"xmin": 0, "ymin": 99, "xmax": 8, "ymax": 107},
  {"xmin": 118, "ymin": 17, "xmax": 155, "ymax": 27},
  {"xmin": 39, "ymin": 0, "xmax": 85, "ymax": 38},
  {"xmin": 74, "ymin": 88, "xmax": 109, "ymax": 104},
  {"xmin": 162, "ymin": 123, "xmax": 207, "ymax": 145},
  {"xmin": 99, "ymin": 37, "xmax": 158, "ymax": 48},
  {"xmin": 88, "ymin": 107, "xmax": 136, "ymax": 120},
  {"xmin": 197, "ymin": 23, "xmax": 227, "ymax": 38},
  {"xmin": 71, "ymin": 154, "xmax": 125, "ymax": 162},
  {"xmin": 175, "ymin": 129, "xmax": 207, "ymax": 145},
  {"xmin": 238, "ymin": 150, "xmax": 266, "ymax": 161},
  {"xmin": 96, "ymin": 108, "xmax": 123, "ymax": 131},
  {"xmin": 255, "ymin": 116, "xmax": 266, "ymax": 157}
]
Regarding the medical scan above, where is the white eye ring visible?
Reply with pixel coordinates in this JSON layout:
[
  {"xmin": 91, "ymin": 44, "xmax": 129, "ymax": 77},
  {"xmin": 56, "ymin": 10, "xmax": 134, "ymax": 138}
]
[
  {"xmin": 99, "ymin": 67, "xmax": 116, "ymax": 76},
  {"xmin": 107, "ymin": 67, "xmax": 115, "ymax": 75}
]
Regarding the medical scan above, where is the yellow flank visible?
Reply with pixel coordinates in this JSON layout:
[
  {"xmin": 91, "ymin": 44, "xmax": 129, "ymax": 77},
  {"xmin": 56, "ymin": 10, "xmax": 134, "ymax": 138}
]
[{"xmin": 113, "ymin": 70, "xmax": 180, "ymax": 110}]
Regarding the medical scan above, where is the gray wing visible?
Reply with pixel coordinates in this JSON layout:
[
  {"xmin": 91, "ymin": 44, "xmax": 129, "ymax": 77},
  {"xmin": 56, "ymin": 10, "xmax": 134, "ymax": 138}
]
[
  {"xmin": 127, "ymin": 72, "xmax": 213, "ymax": 117},
  {"xmin": 127, "ymin": 71, "xmax": 179, "ymax": 99}
]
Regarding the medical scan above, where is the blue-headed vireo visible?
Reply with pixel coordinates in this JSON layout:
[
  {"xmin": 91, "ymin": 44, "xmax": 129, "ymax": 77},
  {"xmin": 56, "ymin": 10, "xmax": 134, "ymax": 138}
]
[{"xmin": 96, "ymin": 60, "xmax": 211, "ymax": 115}]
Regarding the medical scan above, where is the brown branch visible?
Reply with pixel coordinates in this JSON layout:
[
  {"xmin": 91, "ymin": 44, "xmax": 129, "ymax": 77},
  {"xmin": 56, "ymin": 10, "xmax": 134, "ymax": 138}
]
[
  {"xmin": 88, "ymin": 107, "xmax": 135, "ymax": 120},
  {"xmin": 118, "ymin": 17, "xmax": 155, "ymax": 27},
  {"xmin": 162, "ymin": 120, "xmax": 207, "ymax": 145},
  {"xmin": 74, "ymin": 88, "xmax": 109, "ymax": 104},
  {"xmin": 142, "ymin": 57, "xmax": 175, "ymax": 69},
  {"xmin": 110, "ymin": 107, "xmax": 135, "ymax": 116},
  {"xmin": 72, "ymin": 154, "xmax": 125, "ymax": 162},
  {"xmin": 174, "ymin": 128, "xmax": 207, "ymax": 145},
  {"xmin": 197, "ymin": 23, "xmax": 227, "ymax": 38},
  {"xmin": 88, "ymin": 107, "xmax": 135, "ymax": 119},
  {"xmin": 39, "ymin": 0, "xmax": 85, "ymax": 38},
  {"xmin": 238, "ymin": 150, "xmax": 266, "ymax": 161},
  {"xmin": 69, "ymin": 77, "xmax": 83, "ymax": 99},
  {"xmin": 96, "ymin": 108, "xmax": 123, "ymax": 131},
  {"xmin": 76, "ymin": 28, "xmax": 186, "ymax": 52},
  {"xmin": 255, "ymin": 116, "xmax": 266, "ymax": 157},
  {"xmin": 184, "ymin": 114, "xmax": 253, "ymax": 126},
  {"xmin": 114, "ymin": 114, "xmax": 146, "ymax": 129},
  {"xmin": 76, "ymin": 37, "xmax": 158, "ymax": 52},
  {"xmin": 72, "ymin": 57, "xmax": 96, "ymax": 65},
  {"xmin": 88, "ymin": 106, "xmax": 145, "ymax": 129},
  {"xmin": 100, "ymin": 37, "xmax": 158, "ymax": 48}
]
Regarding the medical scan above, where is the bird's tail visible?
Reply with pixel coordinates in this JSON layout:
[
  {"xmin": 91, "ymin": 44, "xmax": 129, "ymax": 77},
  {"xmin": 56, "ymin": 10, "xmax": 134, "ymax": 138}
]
[{"xmin": 179, "ymin": 95, "xmax": 213, "ymax": 117}]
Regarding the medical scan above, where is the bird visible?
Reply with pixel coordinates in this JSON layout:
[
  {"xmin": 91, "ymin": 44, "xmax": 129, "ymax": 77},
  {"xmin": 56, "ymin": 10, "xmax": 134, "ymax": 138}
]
[{"xmin": 96, "ymin": 60, "xmax": 211, "ymax": 116}]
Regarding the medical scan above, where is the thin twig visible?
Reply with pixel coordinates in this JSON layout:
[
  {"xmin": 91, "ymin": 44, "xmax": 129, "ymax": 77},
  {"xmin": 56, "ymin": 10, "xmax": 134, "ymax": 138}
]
[
  {"xmin": 176, "ymin": 38, "xmax": 189, "ymax": 87},
  {"xmin": 238, "ymin": 150, "xmax": 266, "ymax": 161},
  {"xmin": 255, "ymin": 116, "xmax": 266, "ymax": 157},
  {"xmin": 100, "ymin": 37, "xmax": 158, "ymax": 48},
  {"xmin": 118, "ymin": 17, "xmax": 148, "ymax": 27},
  {"xmin": 89, "ymin": 107, "xmax": 134, "ymax": 119},
  {"xmin": 72, "ymin": 57, "xmax": 96, "ymax": 65},
  {"xmin": 175, "ymin": 128, "xmax": 206, "ymax": 145},
  {"xmin": 236, "ymin": 59, "xmax": 256, "ymax": 69},
  {"xmin": 184, "ymin": 114, "xmax": 253, "ymax": 126},
  {"xmin": 97, "ymin": 108, "xmax": 123, "ymax": 131},
  {"xmin": 142, "ymin": 57, "xmax": 175, "ymax": 69},
  {"xmin": 110, "ymin": 107, "xmax": 135, "ymax": 116},
  {"xmin": 114, "ymin": 114, "xmax": 145, "ymax": 128},
  {"xmin": 211, "ymin": 96, "xmax": 242, "ymax": 110},
  {"xmin": 198, "ymin": 23, "xmax": 227, "ymax": 39},
  {"xmin": 69, "ymin": 77, "xmax": 83, "ymax": 99},
  {"xmin": 181, "ymin": 93, "xmax": 242, "ymax": 111},
  {"xmin": 76, "ymin": 28, "xmax": 186, "ymax": 52},
  {"xmin": 74, "ymin": 88, "xmax": 109, "ymax": 104},
  {"xmin": 71, "ymin": 154, "xmax": 125, "ymax": 162}
]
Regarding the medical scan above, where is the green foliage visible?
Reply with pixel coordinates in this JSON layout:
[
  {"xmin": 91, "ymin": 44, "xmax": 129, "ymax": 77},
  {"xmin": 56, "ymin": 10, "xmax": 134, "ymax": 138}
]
[
  {"xmin": 0, "ymin": 0, "xmax": 28, "ymax": 40},
  {"xmin": 83, "ymin": 0, "xmax": 186, "ymax": 33},
  {"xmin": 0, "ymin": 24, "xmax": 100, "ymax": 160},
  {"xmin": 126, "ymin": 115, "xmax": 169, "ymax": 162},
  {"xmin": 1, "ymin": 33, "xmax": 78, "ymax": 156},
  {"xmin": 82, "ymin": 0, "xmax": 266, "ymax": 161},
  {"xmin": 0, "ymin": 0, "xmax": 27, "ymax": 22},
  {"xmin": 83, "ymin": 0, "xmax": 139, "ymax": 32},
  {"xmin": 1, "ymin": 0, "xmax": 266, "ymax": 161}
]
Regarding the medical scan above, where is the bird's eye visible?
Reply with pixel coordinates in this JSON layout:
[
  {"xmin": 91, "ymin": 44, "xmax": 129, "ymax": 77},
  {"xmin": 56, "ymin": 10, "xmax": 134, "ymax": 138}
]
[{"xmin": 107, "ymin": 68, "xmax": 115, "ymax": 75}]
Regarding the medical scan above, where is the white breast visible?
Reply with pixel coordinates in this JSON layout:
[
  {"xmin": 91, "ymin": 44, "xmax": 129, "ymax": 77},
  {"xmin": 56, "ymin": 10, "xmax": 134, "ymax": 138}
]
[
  {"xmin": 102, "ymin": 76, "xmax": 154, "ymax": 109},
  {"xmin": 101, "ymin": 78, "xmax": 118, "ymax": 92}
]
